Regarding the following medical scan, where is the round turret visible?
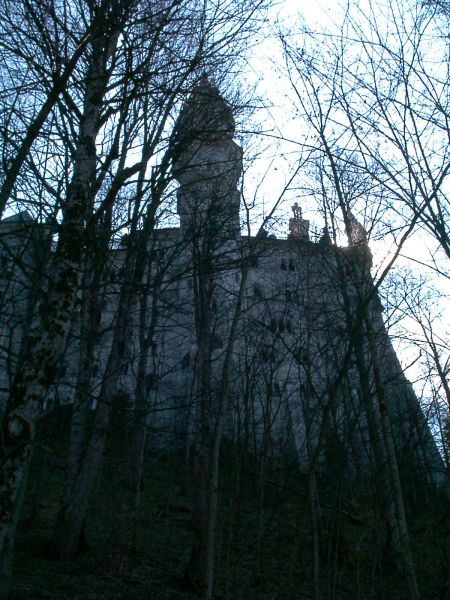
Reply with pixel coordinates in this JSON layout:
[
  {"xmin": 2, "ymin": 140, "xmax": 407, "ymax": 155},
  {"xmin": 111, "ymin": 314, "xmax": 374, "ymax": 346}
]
[
  {"xmin": 172, "ymin": 77, "xmax": 235, "ymax": 158},
  {"xmin": 172, "ymin": 78, "xmax": 242, "ymax": 242}
]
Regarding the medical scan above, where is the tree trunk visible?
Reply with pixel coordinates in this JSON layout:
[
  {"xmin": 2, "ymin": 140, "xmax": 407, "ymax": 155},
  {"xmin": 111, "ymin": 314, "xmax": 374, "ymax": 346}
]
[
  {"xmin": 364, "ymin": 315, "xmax": 420, "ymax": 600},
  {"xmin": 184, "ymin": 251, "xmax": 214, "ymax": 595},
  {"xmin": 124, "ymin": 262, "xmax": 159, "ymax": 494},
  {"xmin": 63, "ymin": 260, "xmax": 101, "ymax": 508},
  {"xmin": 125, "ymin": 381, "xmax": 148, "ymax": 494},
  {"xmin": 49, "ymin": 313, "xmax": 122, "ymax": 558},
  {"xmin": 0, "ymin": 28, "xmax": 118, "ymax": 593},
  {"xmin": 186, "ymin": 339, "xmax": 213, "ymax": 594},
  {"xmin": 342, "ymin": 252, "xmax": 420, "ymax": 600}
]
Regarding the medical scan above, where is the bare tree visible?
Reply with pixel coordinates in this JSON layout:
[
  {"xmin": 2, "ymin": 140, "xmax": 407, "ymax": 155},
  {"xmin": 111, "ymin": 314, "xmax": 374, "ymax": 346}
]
[{"xmin": 0, "ymin": 0, "xmax": 267, "ymax": 594}]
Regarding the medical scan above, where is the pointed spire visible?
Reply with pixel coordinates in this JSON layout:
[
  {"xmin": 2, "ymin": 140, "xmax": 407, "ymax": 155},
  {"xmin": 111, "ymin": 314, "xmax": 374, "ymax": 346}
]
[{"xmin": 347, "ymin": 210, "xmax": 368, "ymax": 247}]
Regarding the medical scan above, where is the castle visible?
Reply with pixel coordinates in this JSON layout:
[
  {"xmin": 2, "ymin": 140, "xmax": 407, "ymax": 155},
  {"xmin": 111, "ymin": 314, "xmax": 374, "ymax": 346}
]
[{"xmin": 0, "ymin": 78, "xmax": 444, "ymax": 488}]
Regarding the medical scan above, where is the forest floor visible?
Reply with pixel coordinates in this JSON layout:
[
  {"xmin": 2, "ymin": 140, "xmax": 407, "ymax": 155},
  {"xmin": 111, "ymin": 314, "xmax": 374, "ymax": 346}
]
[
  {"xmin": 10, "ymin": 430, "xmax": 197, "ymax": 598},
  {"xmin": 8, "ymin": 411, "xmax": 450, "ymax": 600}
]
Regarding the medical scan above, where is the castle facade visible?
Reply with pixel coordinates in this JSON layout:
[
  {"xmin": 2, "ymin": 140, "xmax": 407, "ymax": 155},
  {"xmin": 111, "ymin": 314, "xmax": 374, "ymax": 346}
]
[{"xmin": 0, "ymin": 79, "xmax": 444, "ymax": 488}]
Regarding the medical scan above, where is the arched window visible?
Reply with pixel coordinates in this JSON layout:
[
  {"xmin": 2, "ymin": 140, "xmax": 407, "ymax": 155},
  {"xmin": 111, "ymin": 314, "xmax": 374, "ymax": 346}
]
[{"xmin": 253, "ymin": 284, "xmax": 263, "ymax": 300}]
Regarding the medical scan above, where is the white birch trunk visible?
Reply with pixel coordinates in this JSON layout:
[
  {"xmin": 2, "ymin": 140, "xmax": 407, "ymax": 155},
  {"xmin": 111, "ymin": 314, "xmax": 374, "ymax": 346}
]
[{"xmin": 0, "ymin": 27, "xmax": 119, "ymax": 595}]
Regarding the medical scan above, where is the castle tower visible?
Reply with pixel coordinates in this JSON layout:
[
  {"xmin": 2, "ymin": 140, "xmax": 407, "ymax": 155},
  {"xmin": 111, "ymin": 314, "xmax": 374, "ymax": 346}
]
[{"xmin": 171, "ymin": 77, "xmax": 243, "ymax": 244}]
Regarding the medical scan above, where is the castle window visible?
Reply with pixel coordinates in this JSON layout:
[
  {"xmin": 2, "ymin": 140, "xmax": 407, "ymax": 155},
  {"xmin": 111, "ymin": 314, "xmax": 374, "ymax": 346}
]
[
  {"xmin": 262, "ymin": 346, "xmax": 276, "ymax": 362},
  {"xmin": 146, "ymin": 372, "xmax": 157, "ymax": 391},
  {"xmin": 253, "ymin": 285, "xmax": 263, "ymax": 300},
  {"xmin": 295, "ymin": 348, "xmax": 311, "ymax": 367},
  {"xmin": 181, "ymin": 352, "xmax": 190, "ymax": 369},
  {"xmin": 1, "ymin": 254, "xmax": 12, "ymax": 273},
  {"xmin": 157, "ymin": 248, "xmax": 165, "ymax": 261},
  {"xmin": 212, "ymin": 334, "xmax": 223, "ymax": 350},
  {"xmin": 281, "ymin": 259, "xmax": 287, "ymax": 270},
  {"xmin": 267, "ymin": 382, "xmax": 281, "ymax": 397},
  {"xmin": 288, "ymin": 258, "xmax": 295, "ymax": 271},
  {"xmin": 56, "ymin": 364, "xmax": 67, "ymax": 379}
]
